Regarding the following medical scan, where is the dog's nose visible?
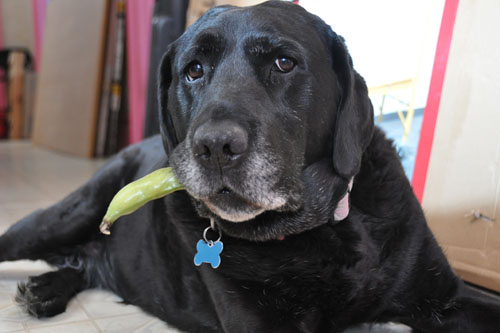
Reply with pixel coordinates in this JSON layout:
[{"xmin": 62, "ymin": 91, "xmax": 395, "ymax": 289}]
[{"xmin": 192, "ymin": 120, "xmax": 249, "ymax": 169}]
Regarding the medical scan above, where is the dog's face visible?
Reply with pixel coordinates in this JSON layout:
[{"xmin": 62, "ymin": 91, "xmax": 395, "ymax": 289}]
[{"xmin": 159, "ymin": 1, "xmax": 373, "ymax": 239}]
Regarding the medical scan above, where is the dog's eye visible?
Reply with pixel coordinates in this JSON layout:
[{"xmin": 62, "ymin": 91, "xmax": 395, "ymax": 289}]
[
  {"xmin": 274, "ymin": 57, "xmax": 296, "ymax": 73},
  {"xmin": 186, "ymin": 62, "xmax": 204, "ymax": 81}
]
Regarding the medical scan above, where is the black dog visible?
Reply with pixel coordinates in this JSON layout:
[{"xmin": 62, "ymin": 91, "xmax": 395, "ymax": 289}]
[{"xmin": 1, "ymin": 2, "xmax": 500, "ymax": 332}]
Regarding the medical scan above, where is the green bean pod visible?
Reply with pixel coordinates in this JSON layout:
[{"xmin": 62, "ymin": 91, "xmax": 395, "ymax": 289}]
[{"xmin": 99, "ymin": 167, "xmax": 184, "ymax": 235}]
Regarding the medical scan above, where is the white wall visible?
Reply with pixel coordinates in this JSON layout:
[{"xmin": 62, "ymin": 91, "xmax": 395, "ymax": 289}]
[{"xmin": 300, "ymin": 0, "xmax": 445, "ymax": 113}]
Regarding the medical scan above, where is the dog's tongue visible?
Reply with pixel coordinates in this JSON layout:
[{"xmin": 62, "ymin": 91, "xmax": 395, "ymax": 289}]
[
  {"xmin": 334, "ymin": 178, "xmax": 353, "ymax": 221},
  {"xmin": 333, "ymin": 192, "xmax": 350, "ymax": 221}
]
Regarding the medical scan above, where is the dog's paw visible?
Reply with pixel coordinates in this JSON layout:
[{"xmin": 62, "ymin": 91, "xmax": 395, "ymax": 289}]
[{"xmin": 15, "ymin": 269, "xmax": 82, "ymax": 318}]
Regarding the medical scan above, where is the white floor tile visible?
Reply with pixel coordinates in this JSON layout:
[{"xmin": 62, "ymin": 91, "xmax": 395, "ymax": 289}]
[
  {"xmin": 76, "ymin": 289, "xmax": 141, "ymax": 319},
  {"xmin": 0, "ymin": 319, "xmax": 25, "ymax": 333},
  {"xmin": 28, "ymin": 321, "xmax": 99, "ymax": 333},
  {"xmin": 133, "ymin": 319, "xmax": 184, "ymax": 333},
  {"xmin": 0, "ymin": 289, "xmax": 17, "ymax": 308},
  {"xmin": 94, "ymin": 312, "xmax": 165, "ymax": 332},
  {"xmin": 0, "ymin": 303, "xmax": 30, "ymax": 326}
]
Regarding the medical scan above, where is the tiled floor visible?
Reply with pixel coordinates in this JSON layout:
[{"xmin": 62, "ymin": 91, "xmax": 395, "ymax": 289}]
[{"xmin": 0, "ymin": 141, "xmax": 411, "ymax": 332}]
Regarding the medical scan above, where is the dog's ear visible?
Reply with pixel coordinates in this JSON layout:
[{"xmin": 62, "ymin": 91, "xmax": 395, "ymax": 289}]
[
  {"xmin": 158, "ymin": 48, "xmax": 179, "ymax": 156},
  {"xmin": 330, "ymin": 33, "xmax": 374, "ymax": 179}
]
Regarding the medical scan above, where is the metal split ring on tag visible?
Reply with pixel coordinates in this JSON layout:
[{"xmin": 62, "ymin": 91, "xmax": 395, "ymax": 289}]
[
  {"xmin": 203, "ymin": 218, "xmax": 222, "ymax": 245},
  {"xmin": 194, "ymin": 218, "xmax": 224, "ymax": 269}
]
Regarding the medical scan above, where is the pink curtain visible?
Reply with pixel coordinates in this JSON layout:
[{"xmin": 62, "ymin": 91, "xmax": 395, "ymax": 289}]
[{"xmin": 126, "ymin": 0, "xmax": 155, "ymax": 144}]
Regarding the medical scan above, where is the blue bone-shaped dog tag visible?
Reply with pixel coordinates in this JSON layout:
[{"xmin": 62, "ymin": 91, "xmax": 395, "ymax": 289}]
[{"xmin": 194, "ymin": 239, "xmax": 223, "ymax": 269}]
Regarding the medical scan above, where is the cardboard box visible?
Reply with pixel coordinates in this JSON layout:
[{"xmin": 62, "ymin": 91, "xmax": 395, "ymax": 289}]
[{"xmin": 422, "ymin": 0, "xmax": 500, "ymax": 292}]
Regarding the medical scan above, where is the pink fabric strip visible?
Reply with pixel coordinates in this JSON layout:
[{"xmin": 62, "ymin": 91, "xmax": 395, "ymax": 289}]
[
  {"xmin": 125, "ymin": 0, "xmax": 155, "ymax": 144},
  {"xmin": 0, "ymin": 1, "xmax": 6, "ymax": 125},
  {"xmin": 32, "ymin": 0, "xmax": 49, "ymax": 72}
]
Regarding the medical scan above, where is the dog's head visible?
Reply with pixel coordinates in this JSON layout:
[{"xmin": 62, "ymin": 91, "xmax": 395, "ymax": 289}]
[{"xmin": 159, "ymin": 1, "xmax": 373, "ymax": 239}]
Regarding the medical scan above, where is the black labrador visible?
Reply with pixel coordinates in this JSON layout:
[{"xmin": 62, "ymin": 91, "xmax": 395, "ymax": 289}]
[{"xmin": 1, "ymin": 2, "xmax": 500, "ymax": 332}]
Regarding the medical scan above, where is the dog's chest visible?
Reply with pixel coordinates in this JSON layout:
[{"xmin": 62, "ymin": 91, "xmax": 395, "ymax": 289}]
[{"xmin": 215, "ymin": 230, "xmax": 363, "ymax": 316}]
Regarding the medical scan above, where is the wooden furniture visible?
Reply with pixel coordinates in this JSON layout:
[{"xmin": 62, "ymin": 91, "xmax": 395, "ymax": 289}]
[{"xmin": 7, "ymin": 51, "xmax": 25, "ymax": 139}]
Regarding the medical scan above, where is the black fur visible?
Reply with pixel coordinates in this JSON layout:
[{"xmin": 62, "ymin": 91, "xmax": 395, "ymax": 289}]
[{"xmin": 1, "ymin": 2, "xmax": 500, "ymax": 332}]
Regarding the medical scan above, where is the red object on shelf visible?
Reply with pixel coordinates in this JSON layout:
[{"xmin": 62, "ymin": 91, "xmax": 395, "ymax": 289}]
[{"xmin": 412, "ymin": 0, "xmax": 459, "ymax": 202}]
